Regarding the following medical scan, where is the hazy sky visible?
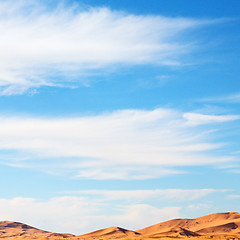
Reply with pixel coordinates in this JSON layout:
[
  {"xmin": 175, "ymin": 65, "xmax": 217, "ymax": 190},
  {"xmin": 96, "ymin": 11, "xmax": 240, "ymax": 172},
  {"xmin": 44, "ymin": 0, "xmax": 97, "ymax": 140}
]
[{"xmin": 0, "ymin": 0, "xmax": 240, "ymax": 235}]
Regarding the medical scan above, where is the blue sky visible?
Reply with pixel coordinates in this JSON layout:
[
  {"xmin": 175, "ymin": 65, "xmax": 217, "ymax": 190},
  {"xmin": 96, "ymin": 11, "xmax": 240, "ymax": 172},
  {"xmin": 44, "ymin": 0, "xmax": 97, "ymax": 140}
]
[{"xmin": 0, "ymin": 0, "xmax": 240, "ymax": 235}]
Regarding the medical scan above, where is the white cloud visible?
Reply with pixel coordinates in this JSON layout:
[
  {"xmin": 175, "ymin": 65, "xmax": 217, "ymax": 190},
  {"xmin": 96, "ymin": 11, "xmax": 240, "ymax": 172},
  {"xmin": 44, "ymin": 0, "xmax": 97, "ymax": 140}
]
[
  {"xmin": 0, "ymin": 188, "xmax": 229, "ymax": 234},
  {"xmin": 183, "ymin": 112, "xmax": 240, "ymax": 126},
  {"xmin": 0, "ymin": 108, "xmax": 237, "ymax": 179},
  {"xmin": 111, "ymin": 205, "xmax": 181, "ymax": 231},
  {"xmin": 188, "ymin": 203, "xmax": 212, "ymax": 211},
  {"xmin": 224, "ymin": 93, "xmax": 240, "ymax": 103},
  {"xmin": 0, "ymin": 196, "xmax": 97, "ymax": 235},
  {"xmin": 0, "ymin": 0, "xmax": 217, "ymax": 95},
  {"xmin": 228, "ymin": 195, "xmax": 240, "ymax": 199},
  {"xmin": 201, "ymin": 93, "xmax": 240, "ymax": 103},
  {"xmin": 229, "ymin": 169, "xmax": 240, "ymax": 174},
  {"xmin": 66, "ymin": 189, "xmax": 228, "ymax": 202},
  {"xmin": 0, "ymin": 196, "xmax": 181, "ymax": 234},
  {"xmin": 75, "ymin": 166, "xmax": 185, "ymax": 180},
  {"xmin": 217, "ymin": 164, "xmax": 240, "ymax": 175},
  {"xmin": 0, "ymin": 188, "xmax": 227, "ymax": 235}
]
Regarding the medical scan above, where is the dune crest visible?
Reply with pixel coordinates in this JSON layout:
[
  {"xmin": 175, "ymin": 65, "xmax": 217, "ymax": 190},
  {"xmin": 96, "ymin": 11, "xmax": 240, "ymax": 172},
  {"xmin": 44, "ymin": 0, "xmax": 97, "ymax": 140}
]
[
  {"xmin": 1, "ymin": 212, "xmax": 240, "ymax": 238},
  {"xmin": 78, "ymin": 212, "xmax": 240, "ymax": 239},
  {"xmin": 0, "ymin": 221, "xmax": 74, "ymax": 238},
  {"xmin": 137, "ymin": 212, "xmax": 240, "ymax": 237},
  {"xmin": 78, "ymin": 226, "xmax": 140, "ymax": 239}
]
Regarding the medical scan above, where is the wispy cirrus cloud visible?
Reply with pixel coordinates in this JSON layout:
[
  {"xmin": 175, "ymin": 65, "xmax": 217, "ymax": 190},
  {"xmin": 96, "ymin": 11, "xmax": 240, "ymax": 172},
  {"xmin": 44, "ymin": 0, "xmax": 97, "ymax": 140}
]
[
  {"xmin": 183, "ymin": 112, "xmax": 240, "ymax": 126},
  {"xmin": 0, "ymin": 0, "xmax": 219, "ymax": 95},
  {"xmin": 0, "ymin": 108, "xmax": 238, "ymax": 179},
  {"xmin": 200, "ymin": 93, "xmax": 240, "ymax": 103},
  {"xmin": 228, "ymin": 195, "xmax": 240, "ymax": 199},
  {"xmin": 65, "ymin": 189, "xmax": 228, "ymax": 202}
]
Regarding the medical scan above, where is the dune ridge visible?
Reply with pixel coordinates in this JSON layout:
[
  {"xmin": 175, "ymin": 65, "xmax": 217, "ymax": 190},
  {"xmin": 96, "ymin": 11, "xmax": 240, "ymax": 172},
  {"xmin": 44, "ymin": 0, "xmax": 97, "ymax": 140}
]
[
  {"xmin": 0, "ymin": 221, "xmax": 74, "ymax": 238},
  {"xmin": 78, "ymin": 212, "xmax": 240, "ymax": 239},
  {"xmin": 136, "ymin": 212, "xmax": 240, "ymax": 237},
  {"xmin": 78, "ymin": 226, "xmax": 140, "ymax": 239},
  {"xmin": 0, "ymin": 212, "xmax": 240, "ymax": 239}
]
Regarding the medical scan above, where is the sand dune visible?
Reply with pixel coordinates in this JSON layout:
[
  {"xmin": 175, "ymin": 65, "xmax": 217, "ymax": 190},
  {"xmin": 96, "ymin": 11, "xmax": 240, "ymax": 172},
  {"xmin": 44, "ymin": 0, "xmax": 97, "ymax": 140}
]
[
  {"xmin": 149, "ymin": 227, "xmax": 201, "ymax": 237},
  {"xmin": 77, "ymin": 212, "xmax": 240, "ymax": 239},
  {"xmin": 196, "ymin": 221, "xmax": 240, "ymax": 235},
  {"xmin": 0, "ymin": 212, "xmax": 240, "ymax": 238},
  {"xmin": 137, "ymin": 212, "xmax": 240, "ymax": 237},
  {"xmin": 78, "ymin": 226, "xmax": 140, "ymax": 239},
  {"xmin": 0, "ymin": 221, "xmax": 74, "ymax": 238}
]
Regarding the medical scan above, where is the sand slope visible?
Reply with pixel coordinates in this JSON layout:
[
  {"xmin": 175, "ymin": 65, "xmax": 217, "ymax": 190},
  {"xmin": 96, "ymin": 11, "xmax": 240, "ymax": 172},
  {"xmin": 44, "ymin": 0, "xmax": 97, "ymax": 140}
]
[
  {"xmin": 149, "ymin": 227, "xmax": 201, "ymax": 237},
  {"xmin": 78, "ymin": 226, "xmax": 140, "ymax": 239},
  {"xmin": 0, "ymin": 221, "xmax": 74, "ymax": 238},
  {"xmin": 77, "ymin": 212, "xmax": 240, "ymax": 239},
  {"xmin": 1, "ymin": 212, "xmax": 240, "ymax": 238},
  {"xmin": 137, "ymin": 212, "xmax": 240, "ymax": 237}
]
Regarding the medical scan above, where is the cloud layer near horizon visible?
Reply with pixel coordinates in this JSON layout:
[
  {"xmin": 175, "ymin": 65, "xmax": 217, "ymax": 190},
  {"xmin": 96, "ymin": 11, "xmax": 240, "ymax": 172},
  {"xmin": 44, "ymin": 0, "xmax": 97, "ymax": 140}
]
[
  {"xmin": 0, "ymin": 108, "xmax": 238, "ymax": 179},
  {"xmin": 0, "ymin": 0, "xmax": 216, "ymax": 95},
  {"xmin": 0, "ymin": 188, "xmax": 226, "ymax": 234}
]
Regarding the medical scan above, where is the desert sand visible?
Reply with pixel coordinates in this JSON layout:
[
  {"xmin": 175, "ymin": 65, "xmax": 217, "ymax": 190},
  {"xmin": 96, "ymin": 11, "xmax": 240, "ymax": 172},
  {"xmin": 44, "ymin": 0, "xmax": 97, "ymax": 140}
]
[
  {"xmin": 137, "ymin": 212, "xmax": 240, "ymax": 237},
  {"xmin": 0, "ymin": 212, "xmax": 240, "ymax": 239},
  {"xmin": 0, "ymin": 221, "xmax": 73, "ymax": 238}
]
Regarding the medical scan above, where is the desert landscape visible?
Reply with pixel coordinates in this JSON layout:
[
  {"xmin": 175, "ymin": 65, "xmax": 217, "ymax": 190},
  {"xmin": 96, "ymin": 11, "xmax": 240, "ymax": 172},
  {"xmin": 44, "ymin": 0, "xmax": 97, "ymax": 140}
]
[
  {"xmin": 0, "ymin": 2, "xmax": 239, "ymax": 240},
  {"xmin": 0, "ymin": 212, "xmax": 239, "ymax": 240}
]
